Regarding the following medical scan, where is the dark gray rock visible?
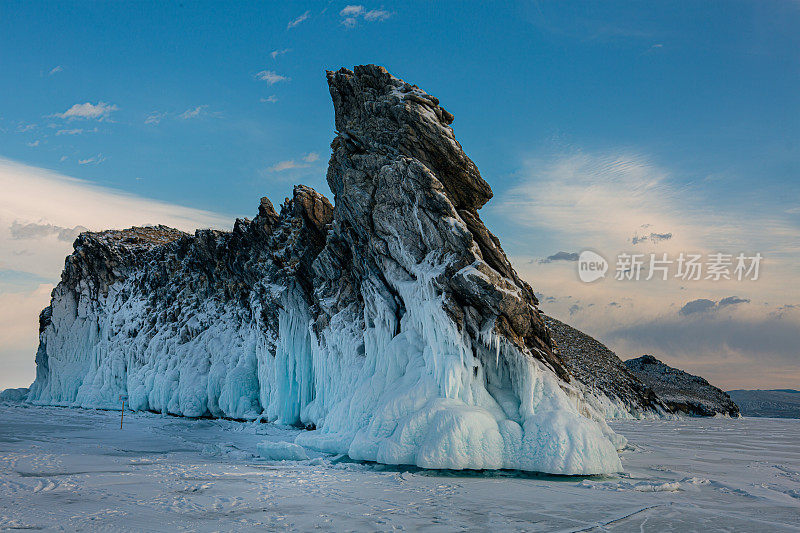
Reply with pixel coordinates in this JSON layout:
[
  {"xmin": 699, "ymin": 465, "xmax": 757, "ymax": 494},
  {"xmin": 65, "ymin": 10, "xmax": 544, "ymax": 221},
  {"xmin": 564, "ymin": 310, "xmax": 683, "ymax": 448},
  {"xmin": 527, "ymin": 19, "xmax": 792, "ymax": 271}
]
[{"xmin": 625, "ymin": 355, "xmax": 740, "ymax": 417}]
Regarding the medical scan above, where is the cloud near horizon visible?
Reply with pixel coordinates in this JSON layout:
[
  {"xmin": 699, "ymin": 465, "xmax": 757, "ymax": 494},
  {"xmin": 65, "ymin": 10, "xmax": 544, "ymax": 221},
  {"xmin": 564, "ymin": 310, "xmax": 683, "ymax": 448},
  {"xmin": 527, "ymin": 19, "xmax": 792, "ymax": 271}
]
[
  {"xmin": 494, "ymin": 149, "xmax": 800, "ymax": 390},
  {"xmin": 0, "ymin": 157, "xmax": 232, "ymax": 390}
]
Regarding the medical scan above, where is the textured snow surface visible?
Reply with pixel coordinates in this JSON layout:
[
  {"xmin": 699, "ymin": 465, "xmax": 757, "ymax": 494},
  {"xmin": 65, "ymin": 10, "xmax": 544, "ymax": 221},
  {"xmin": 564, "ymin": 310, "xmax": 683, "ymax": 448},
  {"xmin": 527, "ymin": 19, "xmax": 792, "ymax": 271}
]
[{"xmin": 1, "ymin": 404, "xmax": 799, "ymax": 532}]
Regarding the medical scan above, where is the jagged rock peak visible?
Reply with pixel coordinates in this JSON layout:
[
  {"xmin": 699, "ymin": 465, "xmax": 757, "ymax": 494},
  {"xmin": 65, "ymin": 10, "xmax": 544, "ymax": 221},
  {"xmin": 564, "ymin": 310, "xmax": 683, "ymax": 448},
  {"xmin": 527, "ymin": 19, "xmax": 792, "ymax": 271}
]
[
  {"xmin": 323, "ymin": 64, "xmax": 563, "ymax": 380},
  {"xmin": 326, "ymin": 64, "xmax": 492, "ymax": 211}
]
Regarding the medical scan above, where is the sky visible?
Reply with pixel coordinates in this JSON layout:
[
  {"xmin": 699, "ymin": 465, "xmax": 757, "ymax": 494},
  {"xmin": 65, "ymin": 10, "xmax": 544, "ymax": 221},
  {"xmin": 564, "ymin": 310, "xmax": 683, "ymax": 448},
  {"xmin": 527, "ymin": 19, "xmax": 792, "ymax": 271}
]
[{"xmin": 0, "ymin": 1, "xmax": 798, "ymax": 391}]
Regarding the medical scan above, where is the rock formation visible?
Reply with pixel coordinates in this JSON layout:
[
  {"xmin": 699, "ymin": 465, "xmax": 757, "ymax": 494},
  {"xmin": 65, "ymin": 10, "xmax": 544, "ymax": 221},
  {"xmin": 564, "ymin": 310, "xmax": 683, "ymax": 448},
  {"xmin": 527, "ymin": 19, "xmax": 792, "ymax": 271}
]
[
  {"xmin": 27, "ymin": 65, "xmax": 626, "ymax": 475},
  {"xmin": 625, "ymin": 355, "xmax": 740, "ymax": 417}
]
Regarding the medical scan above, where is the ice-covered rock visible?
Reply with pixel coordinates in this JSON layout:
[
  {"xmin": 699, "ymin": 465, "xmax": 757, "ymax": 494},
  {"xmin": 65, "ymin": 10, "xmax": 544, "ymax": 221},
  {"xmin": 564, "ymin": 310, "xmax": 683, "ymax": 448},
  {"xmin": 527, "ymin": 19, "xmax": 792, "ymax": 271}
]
[
  {"xmin": 625, "ymin": 355, "xmax": 740, "ymax": 417},
  {"xmin": 26, "ymin": 64, "xmax": 624, "ymax": 474},
  {"xmin": 544, "ymin": 316, "xmax": 670, "ymax": 418}
]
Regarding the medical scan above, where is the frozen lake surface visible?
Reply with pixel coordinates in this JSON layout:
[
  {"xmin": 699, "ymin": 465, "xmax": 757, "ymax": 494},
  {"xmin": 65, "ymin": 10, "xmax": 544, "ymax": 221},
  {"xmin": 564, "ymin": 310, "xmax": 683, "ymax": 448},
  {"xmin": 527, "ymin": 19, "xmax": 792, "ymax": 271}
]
[{"xmin": 0, "ymin": 403, "xmax": 798, "ymax": 531}]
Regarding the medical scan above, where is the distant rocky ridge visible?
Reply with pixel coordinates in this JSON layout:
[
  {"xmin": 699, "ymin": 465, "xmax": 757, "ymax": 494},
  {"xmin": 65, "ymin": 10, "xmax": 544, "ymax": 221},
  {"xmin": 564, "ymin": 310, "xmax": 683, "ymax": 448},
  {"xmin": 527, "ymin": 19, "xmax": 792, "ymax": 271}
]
[
  {"xmin": 625, "ymin": 355, "xmax": 740, "ymax": 417},
  {"xmin": 727, "ymin": 389, "xmax": 800, "ymax": 418}
]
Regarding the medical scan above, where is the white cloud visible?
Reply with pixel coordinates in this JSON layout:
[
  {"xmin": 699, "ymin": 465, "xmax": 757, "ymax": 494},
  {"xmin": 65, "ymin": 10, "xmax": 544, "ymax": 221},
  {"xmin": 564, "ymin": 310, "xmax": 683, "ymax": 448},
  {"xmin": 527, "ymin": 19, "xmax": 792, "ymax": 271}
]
[
  {"xmin": 145, "ymin": 112, "xmax": 167, "ymax": 125},
  {"xmin": 271, "ymin": 48, "xmax": 290, "ymax": 59},
  {"xmin": 340, "ymin": 5, "xmax": 365, "ymax": 16},
  {"xmin": 78, "ymin": 154, "xmax": 105, "ymax": 165},
  {"xmin": 17, "ymin": 124, "xmax": 36, "ymax": 133},
  {"xmin": 56, "ymin": 127, "xmax": 97, "ymax": 136},
  {"xmin": 493, "ymin": 150, "xmax": 800, "ymax": 389},
  {"xmin": 179, "ymin": 105, "xmax": 209, "ymax": 120},
  {"xmin": 53, "ymin": 102, "xmax": 117, "ymax": 121},
  {"xmin": 0, "ymin": 284, "xmax": 53, "ymax": 389},
  {"xmin": 0, "ymin": 157, "xmax": 231, "ymax": 389},
  {"xmin": 260, "ymin": 95, "xmax": 278, "ymax": 104},
  {"xmin": 48, "ymin": 65, "xmax": 63, "ymax": 76},
  {"xmin": 9, "ymin": 221, "xmax": 88, "ymax": 242},
  {"xmin": 269, "ymin": 160, "xmax": 302, "ymax": 172},
  {"xmin": 364, "ymin": 9, "xmax": 392, "ymax": 21},
  {"xmin": 26, "ymin": 140, "xmax": 39, "ymax": 147},
  {"xmin": 267, "ymin": 152, "xmax": 320, "ymax": 172},
  {"xmin": 340, "ymin": 5, "xmax": 392, "ymax": 27},
  {"xmin": 287, "ymin": 10, "xmax": 310, "ymax": 29},
  {"xmin": 255, "ymin": 70, "xmax": 290, "ymax": 85}
]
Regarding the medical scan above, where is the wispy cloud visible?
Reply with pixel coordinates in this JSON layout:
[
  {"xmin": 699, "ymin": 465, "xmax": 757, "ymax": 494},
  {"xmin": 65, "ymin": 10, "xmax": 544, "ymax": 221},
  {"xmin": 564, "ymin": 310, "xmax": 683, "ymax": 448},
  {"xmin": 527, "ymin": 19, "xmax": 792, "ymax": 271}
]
[
  {"xmin": 255, "ymin": 70, "xmax": 290, "ymax": 85},
  {"xmin": 9, "ymin": 221, "xmax": 88, "ymax": 242},
  {"xmin": 78, "ymin": 154, "xmax": 105, "ymax": 165},
  {"xmin": 53, "ymin": 102, "xmax": 117, "ymax": 121},
  {"xmin": 641, "ymin": 43, "xmax": 665, "ymax": 56},
  {"xmin": 179, "ymin": 105, "xmax": 209, "ymax": 120},
  {"xmin": 267, "ymin": 152, "xmax": 319, "ymax": 172},
  {"xmin": 17, "ymin": 124, "xmax": 36, "ymax": 133},
  {"xmin": 56, "ymin": 127, "xmax": 97, "ymax": 136},
  {"xmin": 145, "ymin": 112, "xmax": 167, "ymax": 125},
  {"xmin": 26, "ymin": 140, "xmax": 39, "ymax": 147},
  {"xmin": 631, "ymin": 231, "xmax": 673, "ymax": 245},
  {"xmin": 287, "ymin": 10, "xmax": 310, "ymax": 30},
  {"xmin": 340, "ymin": 5, "xmax": 392, "ymax": 28},
  {"xmin": 48, "ymin": 65, "xmax": 63, "ymax": 76},
  {"xmin": 271, "ymin": 48, "xmax": 290, "ymax": 59},
  {"xmin": 496, "ymin": 149, "xmax": 800, "ymax": 389},
  {"xmin": 260, "ymin": 95, "xmax": 278, "ymax": 104}
]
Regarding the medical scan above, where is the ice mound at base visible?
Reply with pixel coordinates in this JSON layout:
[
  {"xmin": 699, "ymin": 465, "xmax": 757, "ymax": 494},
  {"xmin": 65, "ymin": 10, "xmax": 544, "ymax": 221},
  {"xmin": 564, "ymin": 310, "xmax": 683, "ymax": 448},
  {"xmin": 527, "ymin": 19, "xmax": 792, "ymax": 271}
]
[
  {"xmin": 257, "ymin": 441, "xmax": 308, "ymax": 461},
  {"xmin": 26, "ymin": 64, "xmax": 624, "ymax": 475},
  {"xmin": 0, "ymin": 388, "xmax": 29, "ymax": 403}
]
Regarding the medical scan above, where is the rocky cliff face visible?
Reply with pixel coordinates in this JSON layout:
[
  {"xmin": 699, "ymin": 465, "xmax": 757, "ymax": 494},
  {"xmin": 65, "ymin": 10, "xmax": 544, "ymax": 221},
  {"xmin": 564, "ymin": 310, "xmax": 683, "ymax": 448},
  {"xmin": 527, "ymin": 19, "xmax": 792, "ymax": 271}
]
[
  {"xmin": 625, "ymin": 355, "xmax": 740, "ymax": 417},
  {"xmin": 544, "ymin": 316, "xmax": 670, "ymax": 418},
  {"xmin": 28, "ymin": 65, "xmax": 625, "ymax": 475}
]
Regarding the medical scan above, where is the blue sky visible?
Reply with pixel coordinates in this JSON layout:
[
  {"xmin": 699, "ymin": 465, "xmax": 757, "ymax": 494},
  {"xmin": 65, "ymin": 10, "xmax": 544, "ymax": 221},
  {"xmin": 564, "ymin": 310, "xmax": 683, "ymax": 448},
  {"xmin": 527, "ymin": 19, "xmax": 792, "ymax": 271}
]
[{"xmin": 1, "ymin": 1, "xmax": 798, "ymax": 389}]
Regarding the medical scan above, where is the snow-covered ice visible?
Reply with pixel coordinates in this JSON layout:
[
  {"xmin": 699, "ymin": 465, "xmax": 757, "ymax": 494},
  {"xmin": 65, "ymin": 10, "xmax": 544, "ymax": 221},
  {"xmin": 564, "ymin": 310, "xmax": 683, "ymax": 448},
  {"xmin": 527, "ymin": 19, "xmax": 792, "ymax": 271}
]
[
  {"xmin": 1, "ymin": 403, "xmax": 798, "ymax": 531},
  {"xmin": 256, "ymin": 441, "xmax": 308, "ymax": 461}
]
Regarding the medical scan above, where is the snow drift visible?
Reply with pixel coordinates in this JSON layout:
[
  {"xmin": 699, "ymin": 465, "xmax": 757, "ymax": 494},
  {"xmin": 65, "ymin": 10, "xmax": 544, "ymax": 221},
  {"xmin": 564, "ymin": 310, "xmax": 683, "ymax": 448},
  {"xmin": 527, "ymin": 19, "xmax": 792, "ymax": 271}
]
[{"xmin": 27, "ymin": 65, "xmax": 624, "ymax": 474}]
